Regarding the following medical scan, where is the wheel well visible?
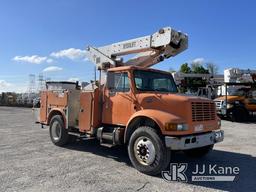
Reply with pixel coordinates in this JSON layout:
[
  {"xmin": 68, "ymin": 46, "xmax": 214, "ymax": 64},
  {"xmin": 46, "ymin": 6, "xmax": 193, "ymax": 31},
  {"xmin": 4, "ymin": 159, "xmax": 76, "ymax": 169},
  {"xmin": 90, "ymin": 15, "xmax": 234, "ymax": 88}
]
[
  {"xmin": 47, "ymin": 110, "xmax": 65, "ymax": 126},
  {"xmin": 124, "ymin": 116, "xmax": 161, "ymax": 144},
  {"xmin": 230, "ymin": 104, "xmax": 248, "ymax": 113},
  {"xmin": 233, "ymin": 105, "xmax": 248, "ymax": 113}
]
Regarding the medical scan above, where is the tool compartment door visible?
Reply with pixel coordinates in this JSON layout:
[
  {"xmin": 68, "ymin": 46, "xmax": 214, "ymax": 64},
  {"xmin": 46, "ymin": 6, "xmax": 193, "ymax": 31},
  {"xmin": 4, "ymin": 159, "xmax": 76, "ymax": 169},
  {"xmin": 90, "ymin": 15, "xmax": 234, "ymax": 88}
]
[
  {"xmin": 79, "ymin": 92, "xmax": 93, "ymax": 132},
  {"xmin": 40, "ymin": 91, "xmax": 47, "ymax": 123}
]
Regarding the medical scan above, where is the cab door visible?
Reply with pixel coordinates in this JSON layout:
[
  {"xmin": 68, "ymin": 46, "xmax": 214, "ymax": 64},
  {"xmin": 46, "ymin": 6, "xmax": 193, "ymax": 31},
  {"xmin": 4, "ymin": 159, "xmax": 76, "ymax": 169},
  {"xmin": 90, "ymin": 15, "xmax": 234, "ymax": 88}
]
[
  {"xmin": 102, "ymin": 71, "xmax": 133, "ymax": 125},
  {"xmin": 245, "ymin": 90, "xmax": 256, "ymax": 111}
]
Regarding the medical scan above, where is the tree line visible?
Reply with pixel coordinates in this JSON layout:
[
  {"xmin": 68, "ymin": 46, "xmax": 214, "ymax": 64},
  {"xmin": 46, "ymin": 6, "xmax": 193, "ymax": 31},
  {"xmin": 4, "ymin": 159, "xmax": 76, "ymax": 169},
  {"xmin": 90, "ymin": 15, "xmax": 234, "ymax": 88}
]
[{"xmin": 172, "ymin": 61, "xmax": 219, "ymax": 75}]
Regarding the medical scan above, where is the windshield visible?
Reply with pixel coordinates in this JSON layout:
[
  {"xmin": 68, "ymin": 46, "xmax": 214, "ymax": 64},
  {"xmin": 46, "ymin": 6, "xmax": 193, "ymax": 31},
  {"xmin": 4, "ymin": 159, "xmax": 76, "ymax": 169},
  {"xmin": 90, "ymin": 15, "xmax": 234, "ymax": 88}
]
[
  {"xmin": 230, "ymin": 88, "xmax": 249, "ymax": 96},
  {"xmin": 133, "ymin": 70, "xmax": 178, "ymax": 93}
]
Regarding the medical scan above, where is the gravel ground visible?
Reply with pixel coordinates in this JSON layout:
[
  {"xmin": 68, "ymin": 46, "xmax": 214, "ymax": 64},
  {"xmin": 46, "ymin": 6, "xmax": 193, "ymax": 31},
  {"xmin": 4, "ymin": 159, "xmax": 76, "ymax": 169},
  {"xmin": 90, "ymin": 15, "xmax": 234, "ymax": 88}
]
[{"xmin": 0, "ymin": 107, "xmax": 256, "ymax": 192}]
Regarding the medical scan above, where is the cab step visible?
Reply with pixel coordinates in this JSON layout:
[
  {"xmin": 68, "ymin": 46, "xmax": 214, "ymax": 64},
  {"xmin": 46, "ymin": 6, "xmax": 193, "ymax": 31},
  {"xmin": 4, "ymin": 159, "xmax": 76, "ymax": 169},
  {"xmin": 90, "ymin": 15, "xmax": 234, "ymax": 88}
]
[
  {"xmin": 68, "ymin": 131, "xmax": 94, "ymax": 139},
  {"xmin": 100, "ymin": 143, "xmax": 115, "ymax": 148}
]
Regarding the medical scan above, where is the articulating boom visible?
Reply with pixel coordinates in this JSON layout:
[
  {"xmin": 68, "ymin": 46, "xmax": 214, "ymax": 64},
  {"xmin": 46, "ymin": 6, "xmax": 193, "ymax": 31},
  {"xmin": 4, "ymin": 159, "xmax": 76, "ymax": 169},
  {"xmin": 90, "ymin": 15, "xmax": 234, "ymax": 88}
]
[{"xmin": 86, "ymin": 27, "xmax": 188, "ymax": 70}]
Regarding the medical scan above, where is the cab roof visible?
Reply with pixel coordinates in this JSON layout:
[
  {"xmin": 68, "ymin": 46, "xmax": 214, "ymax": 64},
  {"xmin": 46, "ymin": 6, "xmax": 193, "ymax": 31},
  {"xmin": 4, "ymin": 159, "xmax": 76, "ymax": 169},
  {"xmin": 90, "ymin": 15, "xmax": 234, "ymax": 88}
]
[{"xmin": 107, "ymin": 66, "xmax": 171, "ymax": 75}]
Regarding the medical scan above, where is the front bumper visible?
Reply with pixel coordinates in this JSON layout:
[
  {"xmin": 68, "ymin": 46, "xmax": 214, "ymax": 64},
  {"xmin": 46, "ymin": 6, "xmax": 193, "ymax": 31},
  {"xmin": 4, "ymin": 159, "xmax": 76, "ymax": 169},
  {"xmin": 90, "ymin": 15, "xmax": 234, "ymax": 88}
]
[{"xmin": 165, "ymin": 130, "xmax": 224, "ymax": 150}]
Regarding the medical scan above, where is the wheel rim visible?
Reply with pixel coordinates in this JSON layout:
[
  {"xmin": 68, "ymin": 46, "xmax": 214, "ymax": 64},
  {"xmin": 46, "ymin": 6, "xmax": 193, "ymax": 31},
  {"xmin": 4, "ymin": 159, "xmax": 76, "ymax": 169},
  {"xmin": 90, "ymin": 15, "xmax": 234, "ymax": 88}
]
[
  {"xmin": 51, "ymin": 121, "xmax": 61, "ymax": 141},
  {"xmin": 133, "ymin": 136, "xmax": 156, "ymax": 165}
]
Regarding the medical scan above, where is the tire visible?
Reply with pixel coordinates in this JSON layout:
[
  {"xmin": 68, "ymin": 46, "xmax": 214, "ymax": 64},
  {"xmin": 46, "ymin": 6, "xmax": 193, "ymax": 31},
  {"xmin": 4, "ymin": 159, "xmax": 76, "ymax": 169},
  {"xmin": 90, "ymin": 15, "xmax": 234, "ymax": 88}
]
[
  {"xmin": 184, "ymin": 144, "xmax": 213, "ymax": 158},
  {"xmin": 128, "ymin": 126, "xmax": 170, "ymax": 175},
  {"xmin": 230, "ymin": 107, "xmax": 248, "ymax": 122},
  {"xmin": 49, "ymin": 115, "xmax": 70, "ymax": 146},
  {"xmin": 69, "ymin": 135, "xmax": 78, "ymax": 144}
]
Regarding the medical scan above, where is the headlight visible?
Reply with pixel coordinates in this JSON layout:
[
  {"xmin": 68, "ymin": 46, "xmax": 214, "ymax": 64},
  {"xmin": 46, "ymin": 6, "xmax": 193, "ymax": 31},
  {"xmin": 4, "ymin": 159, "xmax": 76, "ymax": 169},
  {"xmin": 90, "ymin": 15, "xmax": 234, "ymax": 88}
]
[
  {"xmin": 165, "ymin": 123, "xmax": 188, "ymax": 131},
  {"xmin": 177, "ymin": 124, "xmax": 188, "ymax": 131},
  {"xmin": 226, "ymin": 103, "xmax": 233, "ymax": 109},
  {"xmin": 217, "ymin": 119, "xmax": 221, "ymax": 127}
]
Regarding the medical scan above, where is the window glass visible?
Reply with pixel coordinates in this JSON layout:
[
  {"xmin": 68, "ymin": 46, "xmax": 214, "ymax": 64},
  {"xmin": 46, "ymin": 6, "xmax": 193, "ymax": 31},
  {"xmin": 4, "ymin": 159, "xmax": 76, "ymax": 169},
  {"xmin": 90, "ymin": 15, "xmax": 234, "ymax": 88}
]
[
  {"xmin": 107, "ymin": 72, "xmax": 130, "ymax": 92},
  {"xmin": 133, "ymin": 70, "xmax": 177, "ymax": 93},
  {"xmin": 135, "ymin": 78, "xmax": 142, "ymax": 89},
  {"xmin": 252, "ymin": 91, "xmax": 256, "ymax": 98}
]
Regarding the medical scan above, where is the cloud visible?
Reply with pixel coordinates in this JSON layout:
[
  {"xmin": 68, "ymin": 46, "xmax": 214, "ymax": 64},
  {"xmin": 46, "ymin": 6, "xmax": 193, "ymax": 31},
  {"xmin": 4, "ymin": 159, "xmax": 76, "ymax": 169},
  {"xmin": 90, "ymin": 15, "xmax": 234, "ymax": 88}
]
[
  {"xmin": 12, "ymin": 48, "xmax": 87, "ymax": 65},
  {"xmin": 43, "ymin": 66, "xmax": 63, "ymax": 72},
  {"xmin": 10, "ymin": 84, "xmax": 27, "ymax": 93},
  {"xmin": 0, "ymin": 82, "xmax": 27, "ymax": 93},
  {"xmin": 50, "ymin": 48, "xmax": 87, "ymax": 60},
  {"xmin": 68, "ymin": 77, "xmax": 80, "ymax": 82},
  {"xmin": 13, "ymin": 55, "xmax": 50, "ymax": 64},
  {"xmin": 191, "ymin": 57, "xmax": 205, "ymax": 65},
  {"xmin": 0, "ymin": 80, "xmax": 12, "ymax": 88},
  {"xmin": 46, "ymin": 58, "xmax": 54, "ymax": 63}
]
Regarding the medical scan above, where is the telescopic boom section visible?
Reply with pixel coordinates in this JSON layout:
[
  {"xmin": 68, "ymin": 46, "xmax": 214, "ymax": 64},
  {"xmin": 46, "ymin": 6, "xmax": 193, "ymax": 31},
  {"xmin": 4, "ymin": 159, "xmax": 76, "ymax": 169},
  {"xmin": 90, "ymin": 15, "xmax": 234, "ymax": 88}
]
[{"xmin": 86, "ymin": 27, "xmax": 188, "ymax": 70}]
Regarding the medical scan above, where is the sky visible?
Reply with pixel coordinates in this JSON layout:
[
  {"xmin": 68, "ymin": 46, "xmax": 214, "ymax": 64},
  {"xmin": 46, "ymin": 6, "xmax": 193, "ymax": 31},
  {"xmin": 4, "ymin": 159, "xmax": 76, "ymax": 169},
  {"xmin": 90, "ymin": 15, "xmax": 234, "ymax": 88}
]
[{"xmin": 0, "ymin": 0, "xmax": 256, "ymax": 92}]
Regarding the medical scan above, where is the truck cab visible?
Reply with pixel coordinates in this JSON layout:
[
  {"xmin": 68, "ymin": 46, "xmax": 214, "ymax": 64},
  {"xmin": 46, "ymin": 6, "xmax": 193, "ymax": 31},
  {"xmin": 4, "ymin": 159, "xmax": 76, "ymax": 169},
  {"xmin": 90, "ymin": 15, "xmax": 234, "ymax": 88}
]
[
  {"xmin": 104, "ymin": 66, "xmax": 222, "ymax": 136},
  {"xmin": 214, "ymin": 87, "xmax": 256, "ymax": 121}
]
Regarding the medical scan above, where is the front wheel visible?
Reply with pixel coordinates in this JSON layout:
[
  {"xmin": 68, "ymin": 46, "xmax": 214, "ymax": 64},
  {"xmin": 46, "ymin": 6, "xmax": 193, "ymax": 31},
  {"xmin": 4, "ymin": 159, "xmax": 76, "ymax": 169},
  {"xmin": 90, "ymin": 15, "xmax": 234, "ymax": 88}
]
[
  {"xmin": 230, "ymin": 107, "xmax": 248, "ymax": 122},
  {"xmin": 128, "ymin": 126, "xmax": 170, "ymax": 175},
  {"xmin": 49, "ymin": 115, "xmax": 70, "ymax": 146}
]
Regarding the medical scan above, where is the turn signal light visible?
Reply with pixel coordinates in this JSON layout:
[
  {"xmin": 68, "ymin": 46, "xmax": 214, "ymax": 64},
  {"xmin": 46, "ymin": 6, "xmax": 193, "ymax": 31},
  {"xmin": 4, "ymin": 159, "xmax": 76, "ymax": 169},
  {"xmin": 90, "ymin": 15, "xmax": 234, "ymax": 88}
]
[
  {"xmin": 165, "ymin": 123, "xmax": 188, "ymax": 131},
  {"xmin": 165, "ymin": 123, "xmax": 177, "ymax": 131}
]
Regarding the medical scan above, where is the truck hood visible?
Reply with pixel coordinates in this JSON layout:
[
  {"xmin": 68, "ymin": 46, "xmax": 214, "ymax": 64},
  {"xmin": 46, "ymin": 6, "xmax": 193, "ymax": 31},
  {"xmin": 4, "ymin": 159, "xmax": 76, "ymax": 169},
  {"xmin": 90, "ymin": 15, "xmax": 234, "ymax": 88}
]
[
  {"xmin": 135, "ymin": 93, "xmax": 218, "ymax": 135},
  {"xmin": 136, "ymin": 93, "xmax": 212, "ymax": 122}
]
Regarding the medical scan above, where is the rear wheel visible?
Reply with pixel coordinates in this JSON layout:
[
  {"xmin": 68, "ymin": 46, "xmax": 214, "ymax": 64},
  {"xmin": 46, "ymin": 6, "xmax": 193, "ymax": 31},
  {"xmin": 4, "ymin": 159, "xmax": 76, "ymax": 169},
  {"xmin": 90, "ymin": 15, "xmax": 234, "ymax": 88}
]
[
  {"xmin": 128, "ymin": 126, "xmax": 170, "ymax": 175},
  {"xmin": 49, "ymin": 115, "xmax": 70, "ymax": 146},
  {"xmin": 184, "ymin": 144, "xmax": 213, "ymax": 158}
]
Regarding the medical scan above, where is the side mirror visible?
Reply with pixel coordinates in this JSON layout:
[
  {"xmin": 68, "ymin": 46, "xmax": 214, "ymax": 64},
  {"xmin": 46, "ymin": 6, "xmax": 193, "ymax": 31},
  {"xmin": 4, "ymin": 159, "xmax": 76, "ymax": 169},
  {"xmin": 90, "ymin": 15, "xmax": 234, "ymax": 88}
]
[{"xmin": 109, "ymin": 88, "xmax": 117, "ymax": 97}]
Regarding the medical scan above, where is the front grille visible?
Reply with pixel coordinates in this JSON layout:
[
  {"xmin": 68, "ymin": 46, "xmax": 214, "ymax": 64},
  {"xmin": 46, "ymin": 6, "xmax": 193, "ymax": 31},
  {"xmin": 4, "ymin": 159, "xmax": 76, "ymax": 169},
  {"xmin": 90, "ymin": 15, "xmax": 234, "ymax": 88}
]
[{"xmin": 191, "ymin": 102, "xmax": 216, "ymax": 121}]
